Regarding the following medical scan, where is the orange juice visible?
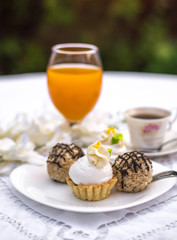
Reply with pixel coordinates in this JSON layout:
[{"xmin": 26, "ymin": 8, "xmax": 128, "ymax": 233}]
[{"xmin": 47, "ymin": 64, "xmax": 102, "ymax": 121}]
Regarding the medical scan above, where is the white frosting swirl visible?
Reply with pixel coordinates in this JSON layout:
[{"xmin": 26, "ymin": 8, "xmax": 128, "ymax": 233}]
[
  {"xmin": 87, "ymin": 142, "xmax": 110, "ymax": 168},
  {"xmin": 69, "ymin": 155, "xmax": 113, "ymax": 185},
  {"xmin": 100, "ymin": 127, "xmax": 124, "ymax": 148},
  {"xmin": 100, "ymin": 127, "xmax": 120, "ymax": 145}
]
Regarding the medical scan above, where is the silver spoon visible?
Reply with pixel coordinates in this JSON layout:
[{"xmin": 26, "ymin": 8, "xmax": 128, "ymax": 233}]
[
  {"xmin": 152, "ymin": 170, "xmax": 177, "ymax": 182},
  {"xmin": 141, "ymin": 138, "xmax": 177, "ymax": 153}
]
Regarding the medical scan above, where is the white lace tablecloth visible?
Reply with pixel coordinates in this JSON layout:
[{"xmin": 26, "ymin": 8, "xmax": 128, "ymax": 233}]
[
  {"xmin": 1, "ymin": 153, "xmax": 177, "ymax": 240},
  {"xmin": 1, "ymin": 72, "xmax": 177, "ymax": 240}
]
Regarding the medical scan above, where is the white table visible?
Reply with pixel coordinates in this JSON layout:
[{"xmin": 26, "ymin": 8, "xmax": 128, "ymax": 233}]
[
  {"xmin": 1, "ymin": 71, "xmax": 177, "ymax": 118},
  {"xmin": 0, "ymin": 72, "xmax": 177, "ymax": 240}
]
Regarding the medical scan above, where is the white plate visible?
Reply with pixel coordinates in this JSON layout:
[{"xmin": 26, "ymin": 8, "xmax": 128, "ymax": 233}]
[
  {"xmin": 10, "ymin": 162, "xmax": 176, "ymax": 213},
  {"xmin": 124, "ymin": 130, "xmax": 177, "ymax": 157}
]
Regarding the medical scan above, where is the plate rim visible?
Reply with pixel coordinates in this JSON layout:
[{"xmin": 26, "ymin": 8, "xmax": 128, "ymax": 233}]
[{"xmin": 10, "ymin": 162, "xmax": 176, "ymax": 213}]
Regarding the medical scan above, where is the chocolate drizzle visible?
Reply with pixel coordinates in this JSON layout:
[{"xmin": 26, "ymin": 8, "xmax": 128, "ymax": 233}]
[
  {"xmin": 47, "ymin": 143, "xmax": 84, "ymax": 168},
  {"xmin": 112, "ymin": 151, "xmax": 152, "ymax": 189}
]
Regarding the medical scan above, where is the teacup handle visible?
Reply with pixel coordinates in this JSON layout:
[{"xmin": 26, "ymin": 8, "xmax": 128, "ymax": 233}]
[{"xmin": 168, "ymin": 108, "xmax": 177, "ymax": 130}]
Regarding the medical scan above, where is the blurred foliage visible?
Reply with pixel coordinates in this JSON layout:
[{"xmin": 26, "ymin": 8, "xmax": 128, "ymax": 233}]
[{"xmin": 0, "ymin": 0, "xmax": 177, "ymax": 74}]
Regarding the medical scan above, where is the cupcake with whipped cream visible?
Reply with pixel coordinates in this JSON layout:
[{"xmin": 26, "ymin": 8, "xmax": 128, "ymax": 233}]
[
  {"xmin": 66, "ymin": 141, "xmax": 117, "ymax": 201},
  {"xmin": 99, "ymin": 127, "xmax": 126, "ymax": 164}
]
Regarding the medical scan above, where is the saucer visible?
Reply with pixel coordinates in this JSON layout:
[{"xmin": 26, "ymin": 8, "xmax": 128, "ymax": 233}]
[{"xmin": 124, "ymin": 130, "xmax": 177, "ymax": 157}]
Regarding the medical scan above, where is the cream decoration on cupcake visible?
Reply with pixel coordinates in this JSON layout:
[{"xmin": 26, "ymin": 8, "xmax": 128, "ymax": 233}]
[
  {"xmin": 87, "ymin": 141, "xmax": 110, "ymax": 168},
  {"xmin": 100, "ymin": 127, "xmax": 123, "ymax": 146}
]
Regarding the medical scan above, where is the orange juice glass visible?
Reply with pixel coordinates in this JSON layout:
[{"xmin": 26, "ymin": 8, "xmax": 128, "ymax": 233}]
[{"xmin": 47, "ymin": 43, "xmax": 102, "ymax": 122}]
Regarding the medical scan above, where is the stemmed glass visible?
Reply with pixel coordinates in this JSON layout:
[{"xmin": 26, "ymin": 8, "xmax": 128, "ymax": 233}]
[{"xmin": 47, "ymin": 43, "xmax": 102, "ymax": 124}]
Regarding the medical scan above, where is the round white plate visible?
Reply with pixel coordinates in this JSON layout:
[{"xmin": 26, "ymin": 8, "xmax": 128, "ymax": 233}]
[
  {"xmin": 10, "ymin": 162, "xmax": 176, "ymax": 213},
  {"xmin": 124, "ymin": 130, "xmax": 177, "ymax": 157}
]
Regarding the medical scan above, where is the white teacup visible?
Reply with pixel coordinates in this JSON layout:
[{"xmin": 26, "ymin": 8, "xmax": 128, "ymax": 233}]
[{"xmin": 124, "ymin": 107, "xmax": 176, "ymax": 150}]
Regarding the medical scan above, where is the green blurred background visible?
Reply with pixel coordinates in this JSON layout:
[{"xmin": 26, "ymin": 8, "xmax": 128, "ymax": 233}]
[{"xmin": 1, "ymin": 0, "xmax": 177, "ymax": 75}]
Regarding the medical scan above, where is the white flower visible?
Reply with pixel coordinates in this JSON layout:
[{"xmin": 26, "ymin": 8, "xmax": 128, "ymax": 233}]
[
  {"xmin": 0, "ymin": 138, "xmax": 16, "ymax": 157},
  {"xmin": 0, "ymin": 133, "xmax": 46, "ymax": 165},
  {"xmin": 37, "ymin": 127, "xmax": 71, "ymax": 154},
  {"xmin": 69, "ymin": 112, "xmax": 108, "ymax": 146},
  {"xmin": 28, "ymin": 111, "xmax": 64, "ymax": 146},
  {"xmin": 5, "ymin": 114, "xmax": 31, "ymax": 139},
  {"xmin": 0, "ymin": 109, "xmax": 124, "ymax": 171}
]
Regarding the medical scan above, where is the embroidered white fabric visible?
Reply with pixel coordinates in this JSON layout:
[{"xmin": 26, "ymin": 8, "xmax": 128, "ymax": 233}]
[{"xmin": 0, "ymin": 153, "xmax": 177, "ymax": 240}]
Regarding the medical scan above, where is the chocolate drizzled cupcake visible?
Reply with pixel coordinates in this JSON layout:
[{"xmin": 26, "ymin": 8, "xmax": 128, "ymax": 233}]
[
  {"xmin": 47, "ymin": 143, "xmax": 84, "ymax": 183},
  {"xmin": 112, "ymin": 151, "xmax": 153, "ymax": 192}
]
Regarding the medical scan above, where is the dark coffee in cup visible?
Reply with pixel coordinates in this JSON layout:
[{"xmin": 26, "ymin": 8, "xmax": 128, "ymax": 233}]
[{"xmin": 131, "ymin": 113, "xmax": 167, "ymax": 120}]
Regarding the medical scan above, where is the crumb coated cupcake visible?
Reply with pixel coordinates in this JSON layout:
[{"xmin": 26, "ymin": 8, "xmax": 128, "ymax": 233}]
[
  {"xmin": 47, "ymin": 143, "xmax": 84, "ymax": 183},
  {"xmin": 112, "ymin": 151, "xmax": 153, "ymax": 192},
  {"xmin": 67, "ymin": 141, "xmax": 117, "ymax": 201},
  {"xmin": 99, "ymin": 127, "xmax": 126, "ymax": 164}
]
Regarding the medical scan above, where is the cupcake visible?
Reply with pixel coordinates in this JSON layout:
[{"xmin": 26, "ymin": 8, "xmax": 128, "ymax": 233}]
[
  {"xmin": 66, "ymin": 141, "xmax": 117, "ymax": 201},
  {"xmin": 47, "ymin": 143, "xmax": 84, "ymax": 183},
  {"xmin": 99, "ymin": 127, "xmax": 126, "ymax": 164},
  {"xmin": 112, "ymin": 151, "xmax": 153, "ymax": 192}
]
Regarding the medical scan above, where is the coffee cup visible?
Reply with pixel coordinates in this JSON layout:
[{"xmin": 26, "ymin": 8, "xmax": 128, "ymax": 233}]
[{"xmin": 124, "ymin": 107, "xmax": 176, "ymax": 150}]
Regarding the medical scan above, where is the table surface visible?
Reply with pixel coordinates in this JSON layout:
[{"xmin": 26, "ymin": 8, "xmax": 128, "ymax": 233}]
[{"xmin": 0, "ymin": 72, "xmax": 177, "ymax": 240}]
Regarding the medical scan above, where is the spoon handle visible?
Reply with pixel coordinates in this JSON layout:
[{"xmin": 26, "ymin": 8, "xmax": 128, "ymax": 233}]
[
  {"xmin": 152, "ymin": 170, "xmax": 177, "ymax": 182},
  {"xmin": 159, "ymin": 138, "xmax": 177, "ymax": 150},
  {"xmin": 140, "ymin": 138, "xmax": 177, "ymax": 153}
]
